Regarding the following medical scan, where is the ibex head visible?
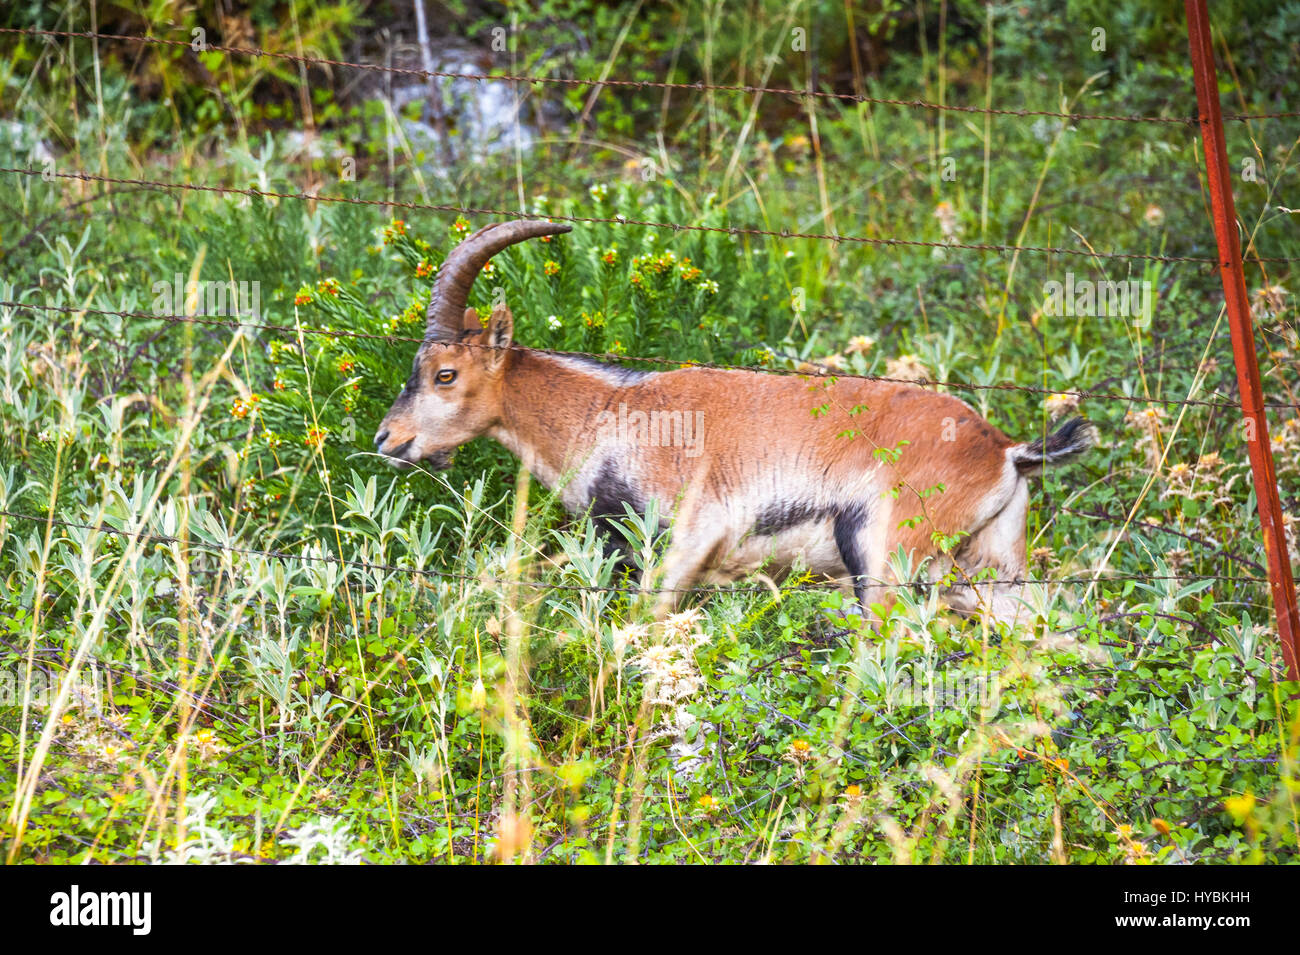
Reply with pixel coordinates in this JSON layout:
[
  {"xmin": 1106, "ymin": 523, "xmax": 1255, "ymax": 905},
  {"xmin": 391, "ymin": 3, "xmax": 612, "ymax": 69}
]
[{"xmin": 374, "ymin": 219, "xmax": 571, "ymax": 469}]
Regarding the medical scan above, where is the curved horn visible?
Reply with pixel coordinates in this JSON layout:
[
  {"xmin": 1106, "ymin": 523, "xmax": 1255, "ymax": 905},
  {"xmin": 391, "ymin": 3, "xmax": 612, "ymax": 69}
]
[{"xmin": 425, "ymin": 219, "xmax": 573, "ymax": 341}]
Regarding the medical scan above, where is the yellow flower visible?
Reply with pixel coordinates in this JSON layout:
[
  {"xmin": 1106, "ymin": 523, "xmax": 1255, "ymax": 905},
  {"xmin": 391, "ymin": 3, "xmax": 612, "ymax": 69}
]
[
  {"xmin": 1224, "ymin": 793, "xmax": 1256, "ymax": 824},
  {"xmin": 788, "ymin": 739, "xmax": 813, "ymax": 761}
]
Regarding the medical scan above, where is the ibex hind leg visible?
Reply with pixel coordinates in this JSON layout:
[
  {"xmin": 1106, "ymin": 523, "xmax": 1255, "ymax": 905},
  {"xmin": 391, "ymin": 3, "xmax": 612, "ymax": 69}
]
[{"xmin": 648, "ymin": 529, "xmax": 730, "ymax": 620}]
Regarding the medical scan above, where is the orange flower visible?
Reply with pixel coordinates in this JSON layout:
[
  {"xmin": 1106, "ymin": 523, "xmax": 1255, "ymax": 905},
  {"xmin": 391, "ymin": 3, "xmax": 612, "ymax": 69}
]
[
  {"xmin": 230, "ymin": 394, "xmax": 262, "ymax": 420},
  {"xmin": 382, "ymin": 219, "xmax": 409, "ymax": 245}
]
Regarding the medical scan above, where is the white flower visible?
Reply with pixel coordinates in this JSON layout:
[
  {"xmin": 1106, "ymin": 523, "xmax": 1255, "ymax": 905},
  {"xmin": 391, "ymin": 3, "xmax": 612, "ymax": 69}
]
[
  {"xmin": 611, "ymin": 623, "xmax": 648, "ymax": 661},
  {"xmin": 547, "ymin": 315, "xmax": 562, "ymax": 330}
]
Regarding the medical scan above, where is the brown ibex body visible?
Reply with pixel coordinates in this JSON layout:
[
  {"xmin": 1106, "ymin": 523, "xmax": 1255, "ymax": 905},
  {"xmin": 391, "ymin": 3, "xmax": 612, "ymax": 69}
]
[{"xmin": 376, "ymin": 221, "xmax": 1097, "ymax": 626}]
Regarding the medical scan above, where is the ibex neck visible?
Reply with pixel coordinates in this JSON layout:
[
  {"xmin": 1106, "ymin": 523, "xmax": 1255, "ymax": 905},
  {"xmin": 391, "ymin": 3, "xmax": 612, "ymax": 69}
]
[{"xmin": 488, "ymin": 348, "xmax": 647, "ymax": 490}]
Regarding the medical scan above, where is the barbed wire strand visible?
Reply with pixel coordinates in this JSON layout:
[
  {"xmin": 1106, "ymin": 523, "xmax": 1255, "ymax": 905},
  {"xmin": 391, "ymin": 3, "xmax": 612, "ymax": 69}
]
[
  {"xmin": 6, "ymin": 299, "xmax": 1297, "ymax": 412},
  {"xmin": 2, "ymin": 27, "xmax": 1297, "ymax": 124},
  {"xmin": 14, "ymin": 164, "xmax": 1294, "ymax": 265},
  {"xmin": 0, "ymin": 509, "xmax": 1269, "ymax": 595}
]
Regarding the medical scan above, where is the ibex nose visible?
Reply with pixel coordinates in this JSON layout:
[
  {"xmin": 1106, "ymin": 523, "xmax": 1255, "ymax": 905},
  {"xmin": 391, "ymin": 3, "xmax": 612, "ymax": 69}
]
[{"xmin": 374, "ymin": 428, "xmax": 389, "ymax": 450}]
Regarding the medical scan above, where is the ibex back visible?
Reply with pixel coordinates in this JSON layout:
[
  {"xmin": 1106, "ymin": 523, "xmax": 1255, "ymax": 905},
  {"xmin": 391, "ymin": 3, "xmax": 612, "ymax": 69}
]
[{"xmin": 375, "ymin": 221, "xmax": 1097, "ymax": 626}]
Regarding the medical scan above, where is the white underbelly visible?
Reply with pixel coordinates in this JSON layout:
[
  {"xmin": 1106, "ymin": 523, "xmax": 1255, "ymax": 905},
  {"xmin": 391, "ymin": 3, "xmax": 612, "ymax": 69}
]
[{"xmin": 710, "ymin": 520, "xmax": 847, "ymax": 581}]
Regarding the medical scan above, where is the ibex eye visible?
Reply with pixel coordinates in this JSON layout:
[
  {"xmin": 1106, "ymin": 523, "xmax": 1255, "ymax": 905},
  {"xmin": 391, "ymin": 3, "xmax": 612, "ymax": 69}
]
[{"xmin": 436, "ymin": 369, "xmax": 457, "ymax": 384}]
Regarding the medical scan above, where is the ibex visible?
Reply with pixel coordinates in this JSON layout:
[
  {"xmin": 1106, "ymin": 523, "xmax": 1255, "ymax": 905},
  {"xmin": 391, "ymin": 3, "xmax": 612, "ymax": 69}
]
[{"xmin": 375, "ymin": 220, "xmax": 1097, "ymax": 626}]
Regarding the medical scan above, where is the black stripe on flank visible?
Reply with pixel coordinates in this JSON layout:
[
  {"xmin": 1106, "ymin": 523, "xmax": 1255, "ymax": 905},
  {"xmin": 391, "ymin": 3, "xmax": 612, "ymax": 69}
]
[
  {"xmin": 754, "ymin": 501, "xmax": 831, "ymax": 536},
  {"xmin": 586, "ymin": 461, "xmax": 645, "ymax": 568},
  {"xmin": 590, "ymin": 460, "xmax": 642, "ymax": 519},
  {"xmin": 589, "ymin": 460, "xmax": 643, "ymax": 537}
]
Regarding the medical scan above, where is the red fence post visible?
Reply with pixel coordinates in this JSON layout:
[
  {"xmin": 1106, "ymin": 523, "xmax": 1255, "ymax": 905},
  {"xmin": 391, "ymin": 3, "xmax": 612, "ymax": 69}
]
[{"xmin": 1185, "ymin": 0, "xmax": 1300, "ymax": 682}]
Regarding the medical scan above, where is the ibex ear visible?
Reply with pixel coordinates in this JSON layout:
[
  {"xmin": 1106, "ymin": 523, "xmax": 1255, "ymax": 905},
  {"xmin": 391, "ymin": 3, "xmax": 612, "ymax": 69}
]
[
  {"xmin": 483, "ymin": 304, "xmax": 513, "ymax": 368},
  {"xmin": 462, "ymin": 307, "xmax": 484, "ymax": 332}
]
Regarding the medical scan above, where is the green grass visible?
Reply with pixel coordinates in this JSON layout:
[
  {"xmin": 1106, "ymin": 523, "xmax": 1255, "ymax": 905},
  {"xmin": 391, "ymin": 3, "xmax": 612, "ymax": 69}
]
[{"xmin": 0, "ymin": 0, "xmax": 1298, "ymax": 864}]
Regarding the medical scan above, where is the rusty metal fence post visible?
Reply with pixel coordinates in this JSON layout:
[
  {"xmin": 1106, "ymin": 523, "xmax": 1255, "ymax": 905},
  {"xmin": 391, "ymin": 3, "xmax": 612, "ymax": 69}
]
[{"xmin": 1185, "ymin": 0, "xmax": 1300, "ymax": 681}]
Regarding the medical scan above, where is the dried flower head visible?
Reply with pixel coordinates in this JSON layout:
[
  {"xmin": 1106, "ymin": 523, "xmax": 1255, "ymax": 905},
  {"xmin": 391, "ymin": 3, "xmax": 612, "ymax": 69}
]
[
  {"xmin": 885, "ymin": 354, "xmax": 930, "ymax": 383},
  {"xmin": 1045, "ymin": 392, "xmax": 1080, "ymax": 420}
]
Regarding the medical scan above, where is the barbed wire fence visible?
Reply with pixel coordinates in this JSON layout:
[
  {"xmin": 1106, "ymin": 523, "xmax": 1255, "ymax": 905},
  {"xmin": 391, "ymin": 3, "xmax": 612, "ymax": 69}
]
[{"xmin": 0, "ymin": 21, "xmax": 1296, "ymax": 655}]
